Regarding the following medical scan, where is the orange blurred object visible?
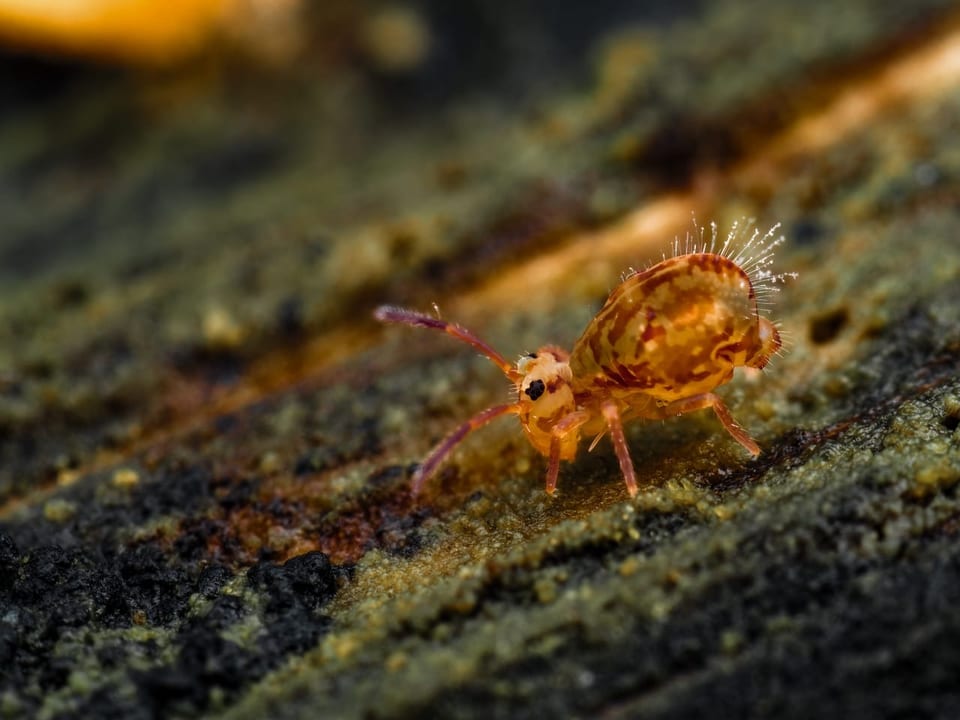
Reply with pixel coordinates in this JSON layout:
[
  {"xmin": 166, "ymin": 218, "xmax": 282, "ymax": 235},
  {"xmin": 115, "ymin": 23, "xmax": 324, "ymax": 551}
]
[{"xmin": 0, "ymin": 0, "xmax": 300, "ymax": 64}]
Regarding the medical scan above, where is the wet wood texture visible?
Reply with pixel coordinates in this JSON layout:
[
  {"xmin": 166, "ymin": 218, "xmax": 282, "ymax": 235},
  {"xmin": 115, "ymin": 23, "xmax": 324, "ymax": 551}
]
[{"xmin": 1, "ymin": 2, "xmax": 959, "ymax": 718}]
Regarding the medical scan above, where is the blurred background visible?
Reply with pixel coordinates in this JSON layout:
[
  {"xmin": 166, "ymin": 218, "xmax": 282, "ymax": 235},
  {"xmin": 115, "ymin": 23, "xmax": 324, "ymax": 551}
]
[{"xmin": 2, "ymin": 2, "xmax": 960, "ymax": 719}]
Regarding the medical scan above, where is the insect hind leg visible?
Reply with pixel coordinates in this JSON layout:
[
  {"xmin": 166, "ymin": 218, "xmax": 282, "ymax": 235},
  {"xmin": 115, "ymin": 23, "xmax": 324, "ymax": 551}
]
[{"xmin": 654, "ymin": 393, "xmax": 760, "ymax": 456}]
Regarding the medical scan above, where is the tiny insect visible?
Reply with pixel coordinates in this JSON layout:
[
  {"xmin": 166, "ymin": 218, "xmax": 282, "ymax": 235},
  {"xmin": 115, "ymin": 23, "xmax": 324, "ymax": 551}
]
[{"xmin": 375, "ymin": 219, "xmax": 793, "ymax": 497}]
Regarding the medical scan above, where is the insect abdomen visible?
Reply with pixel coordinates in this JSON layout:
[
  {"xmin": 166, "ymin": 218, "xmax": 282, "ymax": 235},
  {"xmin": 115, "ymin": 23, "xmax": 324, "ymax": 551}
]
[{"xmin": 570, "ymin": 254, "xmax": 765, "ymax": 401}]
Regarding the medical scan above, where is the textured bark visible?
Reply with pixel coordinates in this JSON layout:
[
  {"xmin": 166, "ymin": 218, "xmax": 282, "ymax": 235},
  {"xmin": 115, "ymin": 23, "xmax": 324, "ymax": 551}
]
[{"xmin": 1, "ymin": 2, "xmax": 959, "ymax": 718}]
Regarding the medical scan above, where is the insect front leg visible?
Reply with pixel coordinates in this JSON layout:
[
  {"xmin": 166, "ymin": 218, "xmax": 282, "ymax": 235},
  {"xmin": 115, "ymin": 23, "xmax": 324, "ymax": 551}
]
[
  {"xmin": 544, "ymin": 410, "xmax": 592, "ymax": 495},
  {"xmin": 600, "ymin": 401, "xmax": 639, "ymax": 498},
  {"xmin": 412, "ymin": 402, "xmax": 522, "ymax": 496},
  {"xmin": 654, "ymin": 393, "xmax": 760, "ymax": 456}
]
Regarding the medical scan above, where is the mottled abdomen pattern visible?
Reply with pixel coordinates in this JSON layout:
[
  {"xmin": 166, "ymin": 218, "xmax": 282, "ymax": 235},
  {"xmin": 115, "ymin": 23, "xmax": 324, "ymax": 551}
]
[{"xmin": 570, "ymin": 254, "xmax": 763, "ymax": 401}]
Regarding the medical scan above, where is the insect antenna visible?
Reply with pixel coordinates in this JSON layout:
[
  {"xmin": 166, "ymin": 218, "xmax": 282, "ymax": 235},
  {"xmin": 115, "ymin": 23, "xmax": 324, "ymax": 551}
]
[
  {"xmin": 374, "ymin": 305, "xmax": 522, "ymax": 381},
  {"xmin": 410, "ymin": 402, "xmax": 522, "ymax": 495}
]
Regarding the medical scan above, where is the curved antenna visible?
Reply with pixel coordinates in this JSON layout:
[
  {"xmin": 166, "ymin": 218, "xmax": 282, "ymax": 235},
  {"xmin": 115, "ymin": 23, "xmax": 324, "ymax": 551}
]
[
  {"xmin": 374, "ymin": 305, "xmax": 521, "ymax": 381},
  {"xmin": 411, "ymin": 402, "xmax": 521, "ymax": 495}
]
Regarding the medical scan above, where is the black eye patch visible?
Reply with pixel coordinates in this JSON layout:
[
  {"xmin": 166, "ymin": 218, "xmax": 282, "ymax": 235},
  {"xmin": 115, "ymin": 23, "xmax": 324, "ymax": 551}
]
[{"xmin": 524, "ymin": 379, "xmax": 546, "ymax": 401}]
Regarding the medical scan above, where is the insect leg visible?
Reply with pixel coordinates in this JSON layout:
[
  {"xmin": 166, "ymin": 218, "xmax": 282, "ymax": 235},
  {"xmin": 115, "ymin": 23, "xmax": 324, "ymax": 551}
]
[
  {"xmin": 601, "ymin": 401, "xmax": 638, "ymax": 497},
  {"xmin": 374, "ymin": 306, "xmax": 521, "ymax": 381},
  {"xmin": 411, "ymin": 402, "xmax": 522, "ymax": 495},
  {"xmin": 655, "ymin": 393, "xmax": 760, "ymax": 456},
  {"xmin": 544, "ymin": 410, "xmax": 591, "ymax": 495}
]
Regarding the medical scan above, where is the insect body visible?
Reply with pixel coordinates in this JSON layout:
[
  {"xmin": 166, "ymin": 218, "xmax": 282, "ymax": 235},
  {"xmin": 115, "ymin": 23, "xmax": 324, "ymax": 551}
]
[{"xmin": 376, "ymin": 220, "xmax": 790, "ymax": 497}]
